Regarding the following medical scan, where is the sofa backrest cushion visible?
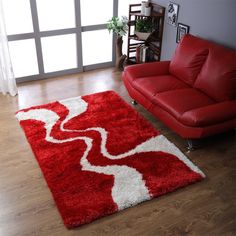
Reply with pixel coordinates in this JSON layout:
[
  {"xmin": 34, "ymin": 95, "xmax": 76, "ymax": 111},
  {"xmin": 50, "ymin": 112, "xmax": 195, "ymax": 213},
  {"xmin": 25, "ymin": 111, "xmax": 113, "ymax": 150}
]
[
  {"xmin": 169, "ymin": 34, "xmax": 209, "ymax": 85},
  {"xmin": 194, "ymin": 44, "xmax": 236, "ymax": 102}
]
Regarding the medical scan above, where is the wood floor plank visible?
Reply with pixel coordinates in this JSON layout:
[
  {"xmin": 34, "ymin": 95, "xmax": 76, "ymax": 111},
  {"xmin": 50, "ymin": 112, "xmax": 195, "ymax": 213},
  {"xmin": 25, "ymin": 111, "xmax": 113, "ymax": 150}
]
[{"xmin": 0, "ymin": 68, "xmax": 235, "ymax": 236}]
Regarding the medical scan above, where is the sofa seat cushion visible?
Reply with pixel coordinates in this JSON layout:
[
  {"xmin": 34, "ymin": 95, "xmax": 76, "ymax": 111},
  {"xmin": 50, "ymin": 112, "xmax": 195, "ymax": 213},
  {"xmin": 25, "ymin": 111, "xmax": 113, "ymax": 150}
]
[
  {"xmin": 169, "ymin": 34, "xmax": 209, "ymax": 85},
  {"xmin": 153, "ymin": 88, "xmax": 215, "ymax": 121},
  {"xmin": 132, "ymin": 75, "xmax": 189, "ymax": 101},
  {"xmin": 194, "ymin": 44, "xmax": 236, "ymax": 102},
  {"xmin": 181, "ymin": 101, "xmax": 236, "ymax": 127}
]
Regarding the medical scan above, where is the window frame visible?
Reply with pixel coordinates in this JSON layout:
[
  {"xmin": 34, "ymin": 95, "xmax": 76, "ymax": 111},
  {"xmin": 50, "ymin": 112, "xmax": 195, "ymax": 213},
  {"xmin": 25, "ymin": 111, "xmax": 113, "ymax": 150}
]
[{"xmin": 6, "ymin": 0, "xmax": 118, "ymax": 83}]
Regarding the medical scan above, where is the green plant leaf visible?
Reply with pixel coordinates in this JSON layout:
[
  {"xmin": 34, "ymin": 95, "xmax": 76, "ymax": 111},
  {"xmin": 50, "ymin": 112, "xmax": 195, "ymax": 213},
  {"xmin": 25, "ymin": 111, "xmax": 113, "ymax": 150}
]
[
  {"xmin": 135, "ymin": 18, "xmax": 153, "ymax": 33},
  {"xmin": 106, "ymin": 16, "xmax": 128, "ymax": 37}
]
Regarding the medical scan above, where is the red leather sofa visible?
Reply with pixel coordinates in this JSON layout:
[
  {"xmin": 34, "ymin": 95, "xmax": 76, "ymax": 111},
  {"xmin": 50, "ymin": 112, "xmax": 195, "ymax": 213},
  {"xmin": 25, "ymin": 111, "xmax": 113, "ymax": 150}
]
[{"xmin": 122, "ymin": 34, "xmax": 236, "ymax": 149}]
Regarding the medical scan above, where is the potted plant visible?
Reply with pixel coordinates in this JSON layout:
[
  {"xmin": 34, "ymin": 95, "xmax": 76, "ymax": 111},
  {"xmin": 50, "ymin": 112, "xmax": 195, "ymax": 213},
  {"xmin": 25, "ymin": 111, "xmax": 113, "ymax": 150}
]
[
  {"xmin": 135, "ymin": 18, "xmax": 153, "ymax": 40},
  {"xmin": 107, "ymin": 16, "xmax": 128, "ymax": 70}
]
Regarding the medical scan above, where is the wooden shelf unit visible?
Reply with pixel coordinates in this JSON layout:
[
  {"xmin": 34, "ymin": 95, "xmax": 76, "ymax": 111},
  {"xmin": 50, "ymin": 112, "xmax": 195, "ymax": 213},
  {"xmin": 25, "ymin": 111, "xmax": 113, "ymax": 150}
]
[{"xmin": 127, "ymin": 3, "xmax": 165, "ymax": 64}]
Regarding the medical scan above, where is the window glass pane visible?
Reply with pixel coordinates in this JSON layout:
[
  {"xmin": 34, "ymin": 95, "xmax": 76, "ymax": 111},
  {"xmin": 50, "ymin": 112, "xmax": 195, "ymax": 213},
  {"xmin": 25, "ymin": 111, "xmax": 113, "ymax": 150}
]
[
  {"xmin": 36, "ymin": 0, "xmax": 75, "ymax": 31},
  {"xmin": 2, "ymin": 0, "xmax": 33, "ymax": 35},
  {"xmin": 41, "ymin": 34, "xmax": 77, "ymax": 73},
  {"xmin": 8, "ymin": 39, "xmax": 39, "ymax": 78},
  {"xmin": 118, "ymin": 0, "xmax": 138, "ymax": 17},
  {"xmin": 118, "ymin": 0, "xmax": 138, "ymax": 54},
  {"xmin": 82, "ymin": 30, "xmax": 112, "ymax": 66},
  {"xmin": 80, "ymin": 0, "xmax": 113, "ymax": 26}
]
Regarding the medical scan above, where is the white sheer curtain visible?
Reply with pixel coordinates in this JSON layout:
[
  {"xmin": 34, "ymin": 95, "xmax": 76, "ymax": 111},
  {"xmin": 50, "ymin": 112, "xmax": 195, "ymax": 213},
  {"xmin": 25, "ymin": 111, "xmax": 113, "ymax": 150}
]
[{"xmin": 0, "ymin": 0, "xmax": 17, "ymax": 96}]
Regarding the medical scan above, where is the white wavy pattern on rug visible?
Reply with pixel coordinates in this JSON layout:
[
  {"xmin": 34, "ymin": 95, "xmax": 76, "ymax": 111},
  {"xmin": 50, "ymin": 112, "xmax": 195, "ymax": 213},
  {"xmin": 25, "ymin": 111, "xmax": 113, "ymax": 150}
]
[{"xmin": 16, "ymin": 96, "xmax": 205, "ymax": 210}]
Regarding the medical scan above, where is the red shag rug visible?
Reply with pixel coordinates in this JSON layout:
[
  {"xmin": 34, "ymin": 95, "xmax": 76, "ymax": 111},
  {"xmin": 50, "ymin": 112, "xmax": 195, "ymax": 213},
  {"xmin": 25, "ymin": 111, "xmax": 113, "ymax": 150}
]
[{"xmin": 16, "ymin": 90, "xmax": 205, "ymax": 228}]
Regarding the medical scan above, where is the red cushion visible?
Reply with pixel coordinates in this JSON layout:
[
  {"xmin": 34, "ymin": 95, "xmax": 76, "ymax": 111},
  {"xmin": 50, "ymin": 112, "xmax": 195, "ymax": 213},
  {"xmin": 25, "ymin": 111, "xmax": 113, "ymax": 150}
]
[
  {"xmin": 123, "ymin": 61, "xmax": 170, "ymax": 84},
  {"xmin": 169, "ymin": 34, "xmax": 209, "ymax": 85},
  {"xmin": 153, "ymin": 88, "xmax": 215, "ymax": 121},
  {"xmin": 133, "ymin": 75, "xmax": 189, "ymax": 101},
  {"xmin": 123, "ymin": 72, "xmax": 236, "ymax": 138},
  {"xmin": 194, "ymin": 44, "xmax": 236, "ymax": 102},
  {"xmin": 181, "ymin": 100, "xmax": 236, "ymax": 127}
]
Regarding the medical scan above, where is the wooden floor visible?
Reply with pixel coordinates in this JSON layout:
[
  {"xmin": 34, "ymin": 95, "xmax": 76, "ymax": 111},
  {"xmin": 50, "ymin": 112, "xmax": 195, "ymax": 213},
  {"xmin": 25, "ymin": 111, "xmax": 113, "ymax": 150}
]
[{"xmin": 0, "ymin": 68, "xmax": 235, "ymax": 236}]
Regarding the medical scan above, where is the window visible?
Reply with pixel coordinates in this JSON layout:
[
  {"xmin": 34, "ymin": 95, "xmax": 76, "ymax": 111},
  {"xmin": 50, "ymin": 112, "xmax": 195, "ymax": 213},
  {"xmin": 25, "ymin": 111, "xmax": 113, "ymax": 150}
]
[
  {"xmin": 2, "ymin": 0, "xmax": 33, "ymax": 35},
  {"xmin": 41, "ymin": 34, "xmax": 77, "ymax": 73},
  {"xmin": 118, "ymin": 0, "xmax": 138, "ymax": 54},
  {"xmin": 80, "ymin": 0, "xmax": 113, "ymax": 26},
  {"xmin": 3, "ymin": 0, "xmax": 117, "ymax": 82},
  {"xmin": 36, "ymin": 0, "xmax": 75, "ymax": 31},
  {"xmin": 8, "ymin": 39, "xmax": 39, "ymax": 77},
  {"xmin": 82, "ymin": 30, "xmax": 112, "ymax": 66}
]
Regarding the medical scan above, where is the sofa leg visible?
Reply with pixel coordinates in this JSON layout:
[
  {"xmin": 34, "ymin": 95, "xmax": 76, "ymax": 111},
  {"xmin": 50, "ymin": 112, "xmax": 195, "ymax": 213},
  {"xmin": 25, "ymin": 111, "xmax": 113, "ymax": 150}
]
[
  {"xmin": 132, "ymin": 100, "xmax": 138, "ymax": 105},
  {"xmin": 187, "ymin": 139, "xmax": 195, "ymax": 151}
]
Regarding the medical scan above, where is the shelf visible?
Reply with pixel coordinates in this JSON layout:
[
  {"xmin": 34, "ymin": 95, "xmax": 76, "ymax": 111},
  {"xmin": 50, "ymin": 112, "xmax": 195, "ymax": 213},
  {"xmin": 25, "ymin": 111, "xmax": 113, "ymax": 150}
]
[
  {"xmin": 149, "ymin": 41, "xmax": 161, "ymax": 48},
  {"xmin": 128, "ymin": 57, "xmax": 137, "ymax": 64},
  {"xmin": 129, "ymin": 42, "xmax": 145, "ymax": 48},
  {"xmin": 127, "ymin": 57, "xmax": 158, "ymax": 65},
  {"xmin": 130, "ymin": 11, "xmax": 164, "ymax": 17},
  {"xmin": 127, "ymin": 3, "xmax": 165, "ymax": 64},
  {"xmin": 128, "ymin": 35, "xmax": 146, "ymax": 41},
  {"xmin": 128, "ymin": 35, "xmax": 161, "ymax": 44}
]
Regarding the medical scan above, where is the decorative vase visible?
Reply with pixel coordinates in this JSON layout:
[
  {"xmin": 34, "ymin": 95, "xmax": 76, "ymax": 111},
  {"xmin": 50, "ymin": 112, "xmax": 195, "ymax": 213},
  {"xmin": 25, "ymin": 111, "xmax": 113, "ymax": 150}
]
[
  {"xmin": 115, "ymin": 36, "xmax": 126, "ymax": 70},
  {"xmin": 144, "ymin": 6, "xmax": 151, "ymax": 16},
  {"xmin": 141, "ymin": 1, "xmax": 149, "ymax": 15}
]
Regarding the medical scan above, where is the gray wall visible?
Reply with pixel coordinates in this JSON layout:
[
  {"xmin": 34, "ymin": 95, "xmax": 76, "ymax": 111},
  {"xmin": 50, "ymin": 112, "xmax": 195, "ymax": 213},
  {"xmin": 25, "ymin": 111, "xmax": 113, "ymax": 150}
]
[{"xmin": 152, "ymin": 0, "xmax": 236, "ymax": 60}]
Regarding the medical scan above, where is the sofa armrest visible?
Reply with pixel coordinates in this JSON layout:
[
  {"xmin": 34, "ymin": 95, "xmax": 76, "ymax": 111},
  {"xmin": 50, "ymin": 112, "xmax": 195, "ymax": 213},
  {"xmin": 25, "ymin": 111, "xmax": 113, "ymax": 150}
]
[
  {"xmin": 124, "ymin": 61, "xmax": 170, "ymax": 79},
  {"xmin": 181, "ymin": 100, "xmax": 236, "ymax": 127}
]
